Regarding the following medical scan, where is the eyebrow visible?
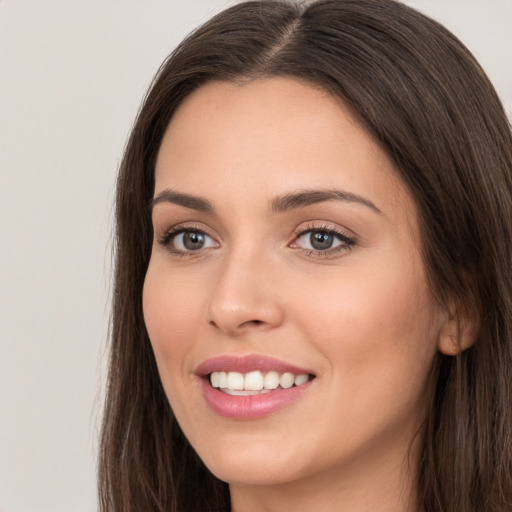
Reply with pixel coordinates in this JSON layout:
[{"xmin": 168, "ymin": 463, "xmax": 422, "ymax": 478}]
[
  {"xmin": 270, "ymin": 189, "xmax": 382, "ymax": 214},
  {"xmin": 150, "ymin": 187, "xmax": 381, "ymax": 214},
  {"xmin": 150, "ymin": 189, "xmax": 214, "ymax": 212}
]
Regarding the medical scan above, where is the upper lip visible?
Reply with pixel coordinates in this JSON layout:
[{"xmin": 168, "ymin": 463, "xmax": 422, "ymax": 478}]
[{"xmin": 195, "ymin": 354, "xmax": 314, "ymax": 377}]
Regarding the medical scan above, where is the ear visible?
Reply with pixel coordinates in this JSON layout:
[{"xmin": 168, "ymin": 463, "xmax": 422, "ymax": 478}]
[{"xmin": 437, "ymin": 303, "xmax": 480, "ymax": 356}]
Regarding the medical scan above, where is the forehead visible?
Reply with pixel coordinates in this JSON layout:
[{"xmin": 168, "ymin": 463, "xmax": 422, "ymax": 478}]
[{"xmin": 154, "ymin": 78, "xmax": 413, "ymax": 222}]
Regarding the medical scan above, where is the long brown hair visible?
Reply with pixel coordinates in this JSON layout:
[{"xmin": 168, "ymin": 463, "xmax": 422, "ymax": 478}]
[{"xmin": 98, "ymin": 1, "xmax": 512, "ymax": 510}]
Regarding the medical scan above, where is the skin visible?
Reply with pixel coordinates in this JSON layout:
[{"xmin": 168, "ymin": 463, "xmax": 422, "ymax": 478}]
[{"xmin": 143, "ymin": 78, "xmax": 454, "ymax": 512}]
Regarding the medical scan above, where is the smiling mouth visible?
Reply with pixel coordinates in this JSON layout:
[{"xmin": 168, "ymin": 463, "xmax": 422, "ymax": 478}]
[{"xmin": 209, "ymin": 370, "xmax": 315, "ymax": 396}]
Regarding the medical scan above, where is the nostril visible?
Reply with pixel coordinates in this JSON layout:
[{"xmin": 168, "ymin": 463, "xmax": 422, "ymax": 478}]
[
  {"xmin": 209, "ymin": 318, "xmax": 263, "ymax": 330},
  {"xmin": 242, "ymin": 319, "xmax": 264, "ymax": 327}
]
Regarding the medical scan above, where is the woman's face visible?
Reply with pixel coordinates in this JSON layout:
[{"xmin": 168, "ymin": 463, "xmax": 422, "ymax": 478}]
[{"xmin": 143, "ymin": 78, "xmax": 449, "ymax": 490}]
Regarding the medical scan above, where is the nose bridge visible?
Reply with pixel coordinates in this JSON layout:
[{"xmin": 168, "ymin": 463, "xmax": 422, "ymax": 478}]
[{"xmin": 207, "ymin": 240, "xmax": 283, "ymax": 334}]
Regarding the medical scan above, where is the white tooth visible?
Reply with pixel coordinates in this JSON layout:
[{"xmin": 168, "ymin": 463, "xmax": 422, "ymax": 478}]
[
  {"xmin": 224, "ymin": 389, "xmax": 266, "ymax": 396},
  {"xmin": 227, "ymin": 371, "xmax": 244, "ymax": 390},
  {"xmin": 218, "ymin": 371, "xmax": 228, "ymax": 388},
  {"xmin": 210, "ymin": 372, "xmax": 220, "ymax": 388},
  {"xmin": 244, "ymin": 371, "xmax": 264, "ymax": 391},
  {"xmin": 280, "ymin": 372, "xmax": 294, "ymax": 389},
  {"xmin": 264, "ymin": 371, "xmax": 280, "ymax": 390},
  {"xmin": 294, "ymin": 374, "xmax": 309, "ymax": 386}
]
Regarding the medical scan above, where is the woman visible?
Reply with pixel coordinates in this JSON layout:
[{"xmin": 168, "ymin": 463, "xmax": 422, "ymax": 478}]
[{"xmin": 98, "ymin": 1, "xmax": 512, "ymax": 510}]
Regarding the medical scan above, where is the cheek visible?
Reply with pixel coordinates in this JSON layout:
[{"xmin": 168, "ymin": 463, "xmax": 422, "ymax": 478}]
[
  {"xmin": 143, "ymin": 255, "xmax": 214, "ymax": 334},
  {"xmin": 292, "ymin": 253, "xmax": 440, "ymax": 411},
  {"xmin": 142, "ymin": 260, "xmax": 208, "ymax": 385}
]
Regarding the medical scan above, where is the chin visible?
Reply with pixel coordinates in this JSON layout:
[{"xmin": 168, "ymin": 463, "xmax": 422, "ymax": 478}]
[
  {"xmin": 194, "ymin": 434, "xmax": 308, "ymax": 486},
  {"xmin": 206, "ymin": 458, "xmax": 299, "ymax": 487}
]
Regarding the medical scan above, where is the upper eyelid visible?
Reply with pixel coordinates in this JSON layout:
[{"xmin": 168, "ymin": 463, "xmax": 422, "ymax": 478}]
[
  {"xmin": 157, "ymin": 222, "xmax": 210, "ymax": 243},
  {"xmin": 158, "ymin": 221, "xmax": 215, "ymax": 237},
  {"xmin": 290, "ymin": 221, "xmax": 356, "ymax": 249},
  {"xmin": 158, "ymin": 225, "xmax": 219, "ymax": 254},
  {"xmin": 157, "ymin": 220, "xmax": 356, "ymax": 246},
  {"xmin": 292, "ymin": 229, "xmax": 354, "ymax": 244},
  {"xmin": 292, "ymin": 220, "xmax": 355, "ymax": 238}
]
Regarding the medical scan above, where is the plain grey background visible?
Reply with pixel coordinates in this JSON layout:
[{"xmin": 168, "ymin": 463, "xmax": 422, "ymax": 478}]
[{"xmin": 1, "ymin": 1, "xmax": 510, "ymax": 511}]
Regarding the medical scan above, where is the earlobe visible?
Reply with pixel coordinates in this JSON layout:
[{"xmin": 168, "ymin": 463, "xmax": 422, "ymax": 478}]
[{"xmin": 437, "ymin": 306, "xmax": 479, "ymax": 356}]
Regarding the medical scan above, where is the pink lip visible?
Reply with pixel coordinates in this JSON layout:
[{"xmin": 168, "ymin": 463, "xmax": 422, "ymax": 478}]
[
  {"xmin": 195, "ymin": 354, "xmax": 313, "ymax": 377},
  {"xmin": 195, "ymin": 355, "xmax": 315, "ymax": 420}
]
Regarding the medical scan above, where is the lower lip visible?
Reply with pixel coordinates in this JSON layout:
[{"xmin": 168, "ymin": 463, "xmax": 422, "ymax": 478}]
[{"xmin": 200, "ymin": 378, "xmax": 313, "ymax": 419}]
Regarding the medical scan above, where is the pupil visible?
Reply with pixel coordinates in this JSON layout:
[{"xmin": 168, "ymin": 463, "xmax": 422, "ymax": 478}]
[
  {"xmin": 310, "ymin": 232, "xmax": 333, "ymax": 250},
  {"xmin": 183, "ymin": 232, "xmax": 205, "ymax": 250}
]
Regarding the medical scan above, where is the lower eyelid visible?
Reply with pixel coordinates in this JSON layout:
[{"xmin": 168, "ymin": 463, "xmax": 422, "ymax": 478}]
[{"xmin": 304, "ymin": 244, "xmax": 353, "ymax": 256}]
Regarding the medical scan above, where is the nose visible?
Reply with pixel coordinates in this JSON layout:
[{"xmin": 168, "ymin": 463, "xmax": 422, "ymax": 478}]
[{"xmin": 207, "ymin": 249, "xmax": 285, "ymax": 336}]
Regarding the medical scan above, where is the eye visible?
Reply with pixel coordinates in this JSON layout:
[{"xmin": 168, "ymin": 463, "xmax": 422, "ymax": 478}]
[
  {"xmin": 291, "ymin": 226, "xmax": 355, "ymax": 255},
  {"xmin": 160, "ymin": 227, "xmax": 219, "ymax": 254}
]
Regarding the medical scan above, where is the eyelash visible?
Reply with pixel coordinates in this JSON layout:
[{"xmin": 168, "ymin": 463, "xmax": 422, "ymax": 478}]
[
  {"xmin": 158, "ymin": 222, "xmax": 356, "ymax": 258},
  {"xmin": 291, "ymin": 223, "xmax": 355, "ymax": 258},
  {"xmin": 158, "ymin": 223, "xmax": 215, "ymax": 256}
]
